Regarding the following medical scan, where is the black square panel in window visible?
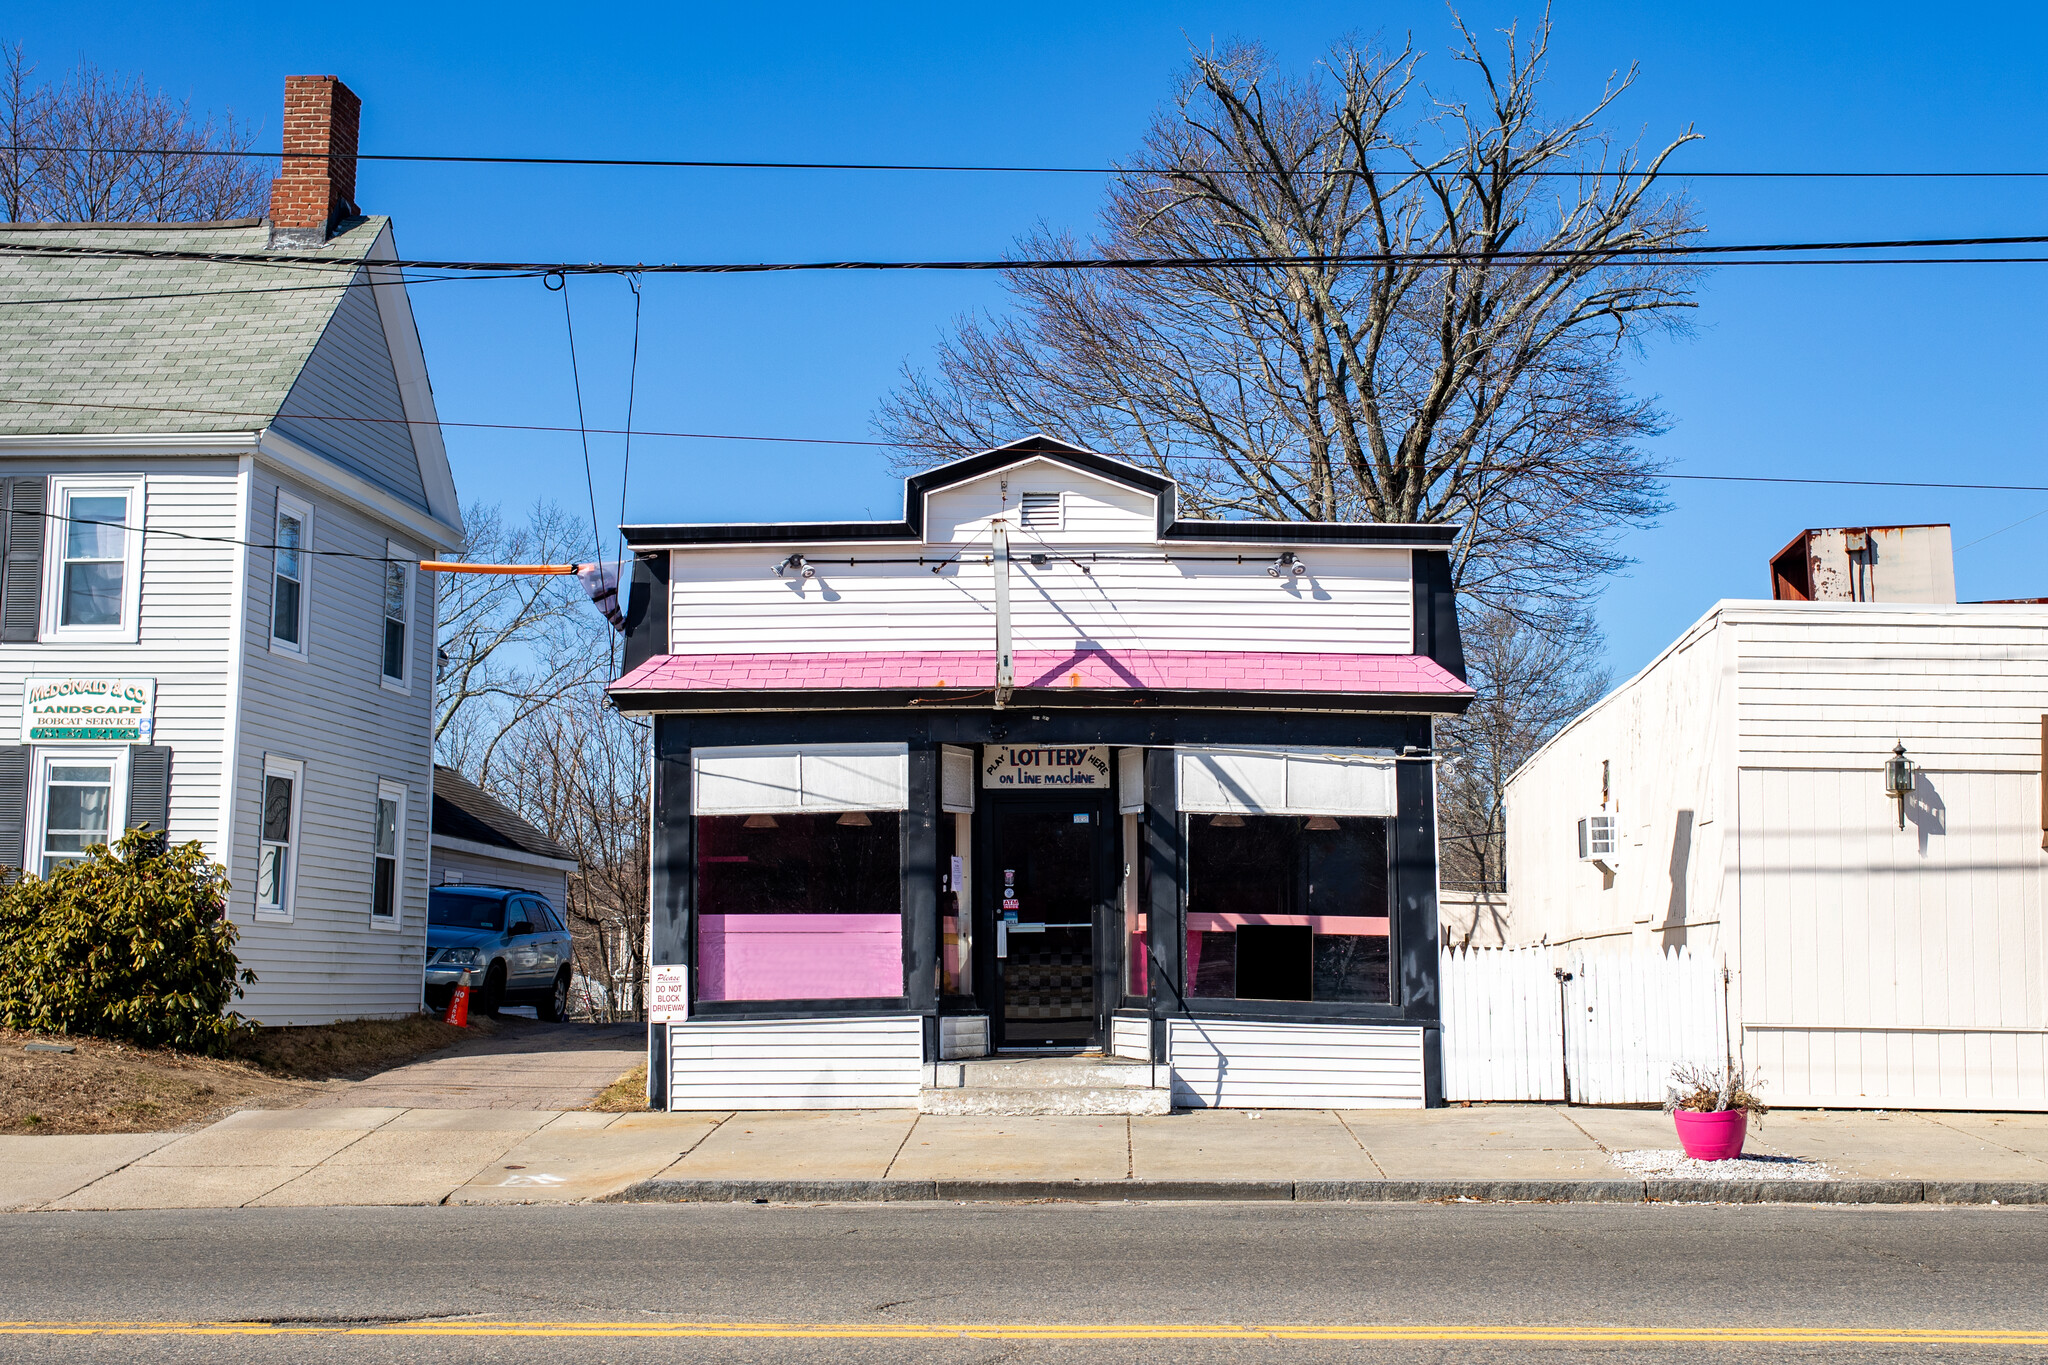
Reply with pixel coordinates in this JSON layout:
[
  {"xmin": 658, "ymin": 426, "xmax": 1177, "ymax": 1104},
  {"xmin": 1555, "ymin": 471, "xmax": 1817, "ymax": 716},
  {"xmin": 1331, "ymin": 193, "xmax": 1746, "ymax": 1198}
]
[{"xmin": 1235, "ymin": 923, "xmax": 1312, "ymax": 1001}]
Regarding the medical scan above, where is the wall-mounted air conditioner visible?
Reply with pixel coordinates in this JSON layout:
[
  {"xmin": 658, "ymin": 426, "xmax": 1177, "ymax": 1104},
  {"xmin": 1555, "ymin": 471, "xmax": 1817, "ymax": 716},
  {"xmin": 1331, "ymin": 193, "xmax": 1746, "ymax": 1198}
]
[{"xmin": 1577, "ymin": 815, "xmax": 1618, "ymax": 874}]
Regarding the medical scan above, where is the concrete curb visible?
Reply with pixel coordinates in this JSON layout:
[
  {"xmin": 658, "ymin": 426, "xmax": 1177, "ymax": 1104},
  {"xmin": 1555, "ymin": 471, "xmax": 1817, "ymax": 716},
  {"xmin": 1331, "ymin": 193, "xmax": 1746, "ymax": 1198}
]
[{"xmin": 605, "ymin": 1177, "xmax": 2048, "ymax": 1206}]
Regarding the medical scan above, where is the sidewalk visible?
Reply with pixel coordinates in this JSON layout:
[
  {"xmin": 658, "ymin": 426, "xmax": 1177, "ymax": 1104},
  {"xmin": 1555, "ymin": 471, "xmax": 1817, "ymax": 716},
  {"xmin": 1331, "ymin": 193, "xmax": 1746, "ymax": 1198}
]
[{"xmin": 11, "ymin": 1104, "xmax": 2048, "ymax": 1211}]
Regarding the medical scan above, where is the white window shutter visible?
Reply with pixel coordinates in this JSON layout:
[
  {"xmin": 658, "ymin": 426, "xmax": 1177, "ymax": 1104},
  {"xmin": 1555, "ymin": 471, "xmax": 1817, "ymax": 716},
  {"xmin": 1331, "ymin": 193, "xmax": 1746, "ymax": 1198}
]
[
  {"xmin": 1118, "ymin": 747, "xmax": 1146, "ymax": 814},
  {"xmin": 1284, "ymin": 751, "xmax": 1396, "ymax": 817},
  {"xmin": 694, "ymin": 751, "xmax": 801, "ymax": 813},
  {"xmin": 694, "ymin": 744, "xmax": 908, "ymax": 814},
  {"xmin": 941, "ymin": 745, "xmax": 976, "ymax": 814},
  {"xmin": 801, "ymin": 748, "xmax": 908, "ymax": 811},
  {"xmin": 1177, "ymin": 746, "xmax": 1396, "ymax": 816}
]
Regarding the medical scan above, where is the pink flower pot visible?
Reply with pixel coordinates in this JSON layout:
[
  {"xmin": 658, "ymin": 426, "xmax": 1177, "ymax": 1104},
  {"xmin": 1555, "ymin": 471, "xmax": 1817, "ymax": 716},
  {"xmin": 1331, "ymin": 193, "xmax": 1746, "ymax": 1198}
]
[{"xmin": 1673, "ymin": 1108, "xmax": 1748, "ymax": 1161}]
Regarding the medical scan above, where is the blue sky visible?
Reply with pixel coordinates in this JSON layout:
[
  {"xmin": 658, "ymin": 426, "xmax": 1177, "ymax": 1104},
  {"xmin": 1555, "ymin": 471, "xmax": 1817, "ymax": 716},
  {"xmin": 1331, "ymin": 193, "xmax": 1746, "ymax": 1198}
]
[{"xmin": 10, "ymin": 2, "xmax": 2047, "ymax": 675}]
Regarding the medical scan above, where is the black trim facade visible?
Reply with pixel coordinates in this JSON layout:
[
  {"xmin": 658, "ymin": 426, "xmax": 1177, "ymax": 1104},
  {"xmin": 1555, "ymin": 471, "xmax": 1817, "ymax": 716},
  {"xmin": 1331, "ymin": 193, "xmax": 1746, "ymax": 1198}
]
[{"xmin": 648, "ymin": 707, "xmax": 1450, "ymax": 1102}]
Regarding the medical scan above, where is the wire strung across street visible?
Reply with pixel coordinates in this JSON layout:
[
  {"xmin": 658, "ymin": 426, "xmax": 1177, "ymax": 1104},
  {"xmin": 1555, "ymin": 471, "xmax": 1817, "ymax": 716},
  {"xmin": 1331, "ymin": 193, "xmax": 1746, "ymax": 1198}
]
[
  {"xmin": 2, "ymin": 233, "xmax": 2048, "ymax": 276},
  {"xmin": 7, "ymin": 142, "xmax": 2048, "ymax": 178},
  {"xmin": 0, "ymin": 391, "xmax": 2044, "ymax": 498}
]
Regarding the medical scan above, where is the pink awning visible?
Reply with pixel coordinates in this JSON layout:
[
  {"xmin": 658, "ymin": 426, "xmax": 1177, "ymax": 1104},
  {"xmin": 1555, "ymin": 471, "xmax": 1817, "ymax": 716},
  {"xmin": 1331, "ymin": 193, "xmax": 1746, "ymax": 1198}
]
[{"xmin": 613, "ymin": 648, "xmax": 1470, "ymax": 698}]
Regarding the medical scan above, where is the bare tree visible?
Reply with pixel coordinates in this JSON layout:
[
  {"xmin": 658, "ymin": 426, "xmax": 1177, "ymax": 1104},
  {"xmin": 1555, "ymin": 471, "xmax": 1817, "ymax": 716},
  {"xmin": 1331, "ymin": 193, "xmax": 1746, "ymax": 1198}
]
[
  {"xmin": 879, "ymin": 14, "xmax": 1698, "ymax": 606},
  {"xmin": 1435, "ymin": 598, "xmax": 1610, "ymax": 912},
  {"xmin": 436, "ymin": 501, "xmax": 648, "ymax": 1019},
  {"xmin": 491, "ymin": 687, "xmax": 651, "ymax": 1022},
  {"xmin": 1, "ymin": 44, "xmax": 268, "ymax": 223},
  {"xmin": 435, "ymin": 501, "xmax": 609, "ymax": 787}
]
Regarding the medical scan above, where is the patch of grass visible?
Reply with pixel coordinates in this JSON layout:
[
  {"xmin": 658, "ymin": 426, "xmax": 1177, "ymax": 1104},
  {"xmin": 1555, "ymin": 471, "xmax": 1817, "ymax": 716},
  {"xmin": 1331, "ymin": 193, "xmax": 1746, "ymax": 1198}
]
[
  {"xmin": 587, "ymin": 1062, "xmax": 649, "ymax": 1112},
  {"xmin": 1, "ymin": 1027, "xmax": 310, "ymax": 1135},
  {"xmin": 229, "ymin": 1014, "xmax": 489, "ymax": 1081},
  {"xmin": 2, "ymin": 1013, "xmax": 491, "ymax": 1135}
]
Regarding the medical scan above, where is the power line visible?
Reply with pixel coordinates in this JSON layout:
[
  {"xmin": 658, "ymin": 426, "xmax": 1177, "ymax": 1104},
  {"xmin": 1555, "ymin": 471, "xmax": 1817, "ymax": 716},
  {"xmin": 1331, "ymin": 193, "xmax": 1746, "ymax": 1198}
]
[
  {"xmin": 0, "ymin": 392, "xmax": 2041, "ymax": 497},
  {"xmin": 4, "ymin": 232, "xmax": 2048, "ymax": 277},
  {"xmin": 0, "ymin": 269, "xmax": 539, "ymax": 309},
  {"xmin": 7, "ymin": 143, "xmax": 2048, "ymax": 179},
  {"xmin": 6, "ymin": 503, "xmax": 413, "ymax": 564}
]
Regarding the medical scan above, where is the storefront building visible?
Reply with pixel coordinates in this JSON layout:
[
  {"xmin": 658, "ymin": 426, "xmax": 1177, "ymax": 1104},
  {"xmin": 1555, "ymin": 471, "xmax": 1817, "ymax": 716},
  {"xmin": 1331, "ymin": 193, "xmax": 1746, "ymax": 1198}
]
[{"xmin": 612, "ymin": 437, "xmax": 1471, "ymax": 1109}]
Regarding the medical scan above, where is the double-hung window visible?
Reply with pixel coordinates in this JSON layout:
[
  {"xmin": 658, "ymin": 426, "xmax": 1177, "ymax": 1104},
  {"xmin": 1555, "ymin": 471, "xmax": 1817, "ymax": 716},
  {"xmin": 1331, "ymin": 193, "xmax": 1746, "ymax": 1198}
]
[
  {"xmin": 44, "ymin": 475, "xmax": 143, "ymax": 641},
  {"xmin": 257, "ymin": 756, "xmax": 303, "ymax": 919},
  {"xmin": 372, "ymin": 780, "xmax": 405, "ymax": 926},
  {"xmin": 380, "ymin": 543, "xmax": 413, "ymax": 689},
  {"xmin": 30, "ymin": 748, "xmax": 126, "ymax": 877},
  {"xmin": 270, "ymin": 492, "xmax": 311, "ymax": 655}
]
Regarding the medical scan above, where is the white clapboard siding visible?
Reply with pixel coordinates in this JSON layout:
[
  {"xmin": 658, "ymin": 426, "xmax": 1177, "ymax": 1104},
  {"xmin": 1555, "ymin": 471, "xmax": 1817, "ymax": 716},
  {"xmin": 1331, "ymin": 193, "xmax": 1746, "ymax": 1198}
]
[
  {"xmin": 1167, "ymin": 1019, "xmax": 1425, "ymax": 1108},
  {"xmin": 669, "ymin": 1016, "xmax": 925, "ymax": 1109},
  {"xmin": 0, "ymin": 460, "xmax": 242, "ymax": 857},
  {"xmin": 1440, "ymin": 945, "xmax": 1565, "ymax": 1102},
  {"xmin": 924, "ymin": 460, "xmax": 1158, "ymax": 544},
  {"xmin": 1562, "ymin": 947, "xmax": 1728, "ymax": 1106},
  {"xmin": 231, "ymin": 465, "xmax": 438, "ymax": 1026},
  {"xmin": 1111, "ymin": 1014, "xmax": 1151, "ymax": 1061},
  {"xmin": 1748, "ymin": 1025, "xmax": 2048, "ymax": 1110},
  {"xmin": 665, "ymin": 547, "xmax": 1415, "ymax": 657}
]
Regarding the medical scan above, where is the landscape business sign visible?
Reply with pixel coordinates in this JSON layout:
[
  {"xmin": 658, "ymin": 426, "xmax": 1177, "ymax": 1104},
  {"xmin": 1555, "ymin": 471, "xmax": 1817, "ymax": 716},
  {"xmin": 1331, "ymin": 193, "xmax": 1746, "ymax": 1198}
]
[
  {"xmin": 981, "ymin": 744, "xmax": 1111, "ymax": 789},
  {"xmin": 22, "ymin": 677, "xmax": 156, "ymax": 744}
]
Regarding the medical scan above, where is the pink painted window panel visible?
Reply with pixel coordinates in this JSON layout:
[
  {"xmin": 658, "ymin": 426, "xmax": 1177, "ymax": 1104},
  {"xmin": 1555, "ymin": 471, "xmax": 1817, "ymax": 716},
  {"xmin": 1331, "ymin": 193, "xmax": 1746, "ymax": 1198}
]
[{"xmin": 696, "ymin": 914, "xmax": 902, "ymax": 1001}]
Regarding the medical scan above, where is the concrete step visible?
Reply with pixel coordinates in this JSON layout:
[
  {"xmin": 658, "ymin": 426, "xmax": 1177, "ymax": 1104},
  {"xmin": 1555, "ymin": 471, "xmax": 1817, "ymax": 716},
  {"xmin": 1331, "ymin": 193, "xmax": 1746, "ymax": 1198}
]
[
  {"xmin": 926, "ymin": 1056, "xmax": 1158, "ymax": 1091},
  {"xmin": 918, "ymin": 1084, "xmax": 1173, "ymax": 1117}
]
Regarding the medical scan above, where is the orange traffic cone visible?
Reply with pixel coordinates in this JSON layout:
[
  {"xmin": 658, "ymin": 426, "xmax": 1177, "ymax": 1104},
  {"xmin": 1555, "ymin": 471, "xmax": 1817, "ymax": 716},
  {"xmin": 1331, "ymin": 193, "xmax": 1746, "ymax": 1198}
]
[{"xmin": 445, "ymin": 969, "xmax": 472, "ymax": 1027}]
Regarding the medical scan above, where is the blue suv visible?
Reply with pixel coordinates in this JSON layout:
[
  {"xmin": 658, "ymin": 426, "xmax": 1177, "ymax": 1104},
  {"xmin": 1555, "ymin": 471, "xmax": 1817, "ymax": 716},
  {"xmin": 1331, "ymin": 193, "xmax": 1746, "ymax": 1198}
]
[{"xmin": 425, "ymin": 885, "xmax": 575, "ymax": 1020}]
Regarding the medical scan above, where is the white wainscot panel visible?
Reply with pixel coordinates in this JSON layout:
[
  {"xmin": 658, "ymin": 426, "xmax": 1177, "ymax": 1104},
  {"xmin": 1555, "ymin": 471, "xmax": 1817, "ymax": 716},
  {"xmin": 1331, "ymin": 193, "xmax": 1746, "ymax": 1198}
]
[
  {"xmin": 669, "ymin": 1016, "xmax": 924, "ymax": 1110},
  {"xmin": 1747, "ymin": 1025, "xmax": 2048, "ymax": 1111},
  {"xmin": 1167, "ymin": 1019, "xmax": 1424, "ymax": 1109},
  {"xmin": 1111, "ymin": 1014, "xmax": 1151, "ymax": 1061}
]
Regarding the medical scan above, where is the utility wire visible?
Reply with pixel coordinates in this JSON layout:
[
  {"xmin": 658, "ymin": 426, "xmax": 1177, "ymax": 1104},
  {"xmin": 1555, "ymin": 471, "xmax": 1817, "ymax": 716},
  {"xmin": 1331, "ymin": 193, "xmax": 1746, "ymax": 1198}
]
[
  {"xmin": 4, "ymin": 233, "xmax": 2048, "ymax": 276},
  {"xmin": 5, "ymin": 504, "xmax": 414, "ymax": 563},
  {"xmin": 547, "ymin": 272, "xmax": 608, "ymax": 567},
  {"xmin": 7, "ymin": 143, "xmax": 2048, "ymax": 178},
  {"xmin": 618, "ymin": 273, "xmax": 643, "ymax": 571},
  {"xmin": 0, "ymin": 393, "xmax": 2044, "ymax": 497},
  {"xmin": 0, "ymin": 269, "xmax": 541, "ymax": 310}
]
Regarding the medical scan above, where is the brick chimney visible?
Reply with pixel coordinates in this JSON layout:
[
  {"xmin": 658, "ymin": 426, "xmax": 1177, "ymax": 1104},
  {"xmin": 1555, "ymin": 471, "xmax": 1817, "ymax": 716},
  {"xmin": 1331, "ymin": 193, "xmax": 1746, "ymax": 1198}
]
[{"xmin": 268, "ymin": 75, "xmax": 362, "ymax": 246}]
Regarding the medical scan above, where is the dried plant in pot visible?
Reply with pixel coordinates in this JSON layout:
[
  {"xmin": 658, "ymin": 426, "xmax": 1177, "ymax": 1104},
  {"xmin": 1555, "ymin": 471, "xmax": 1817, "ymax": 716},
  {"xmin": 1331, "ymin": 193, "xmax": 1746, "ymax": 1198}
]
[{"xmin": 1662, "ymin": 1062, "xmax": 1768, "ymax": 1161}]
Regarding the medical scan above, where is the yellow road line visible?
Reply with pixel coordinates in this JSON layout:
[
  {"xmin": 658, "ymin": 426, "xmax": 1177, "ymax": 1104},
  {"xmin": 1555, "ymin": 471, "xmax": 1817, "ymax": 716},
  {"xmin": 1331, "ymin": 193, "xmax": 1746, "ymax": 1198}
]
[{"xmin": 2, "ymin": 1321, "xmax": 2047, "ymax": 1344}]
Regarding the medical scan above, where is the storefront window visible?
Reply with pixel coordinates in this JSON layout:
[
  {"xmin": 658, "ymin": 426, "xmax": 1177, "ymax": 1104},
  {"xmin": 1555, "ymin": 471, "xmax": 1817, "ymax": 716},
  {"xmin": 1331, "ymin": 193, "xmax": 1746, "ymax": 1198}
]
[
  {"xmin": 695, "ymin": 811, "xmax": 902, "ymax": 1001},
  {"xmin": 1184, "ymin": 814, "xmax": 1390, "ymax": 1003}
]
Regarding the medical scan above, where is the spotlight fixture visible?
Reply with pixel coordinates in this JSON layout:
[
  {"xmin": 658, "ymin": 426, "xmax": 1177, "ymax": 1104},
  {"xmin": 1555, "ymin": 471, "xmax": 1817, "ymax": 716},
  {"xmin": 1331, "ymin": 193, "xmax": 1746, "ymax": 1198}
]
[
  {"xmin": 1209, "ymin": 813, "xmax": 1246, "ymax": 827},
  {"xmin": 836, "ymin": 811, "xmax": 873, "ymax": 827},
  {"xmin": 742, "ymin": 813, "xmax": 779, "ymax": 829},
  {"xmin": 776, "ymin": 554, "xmax": 815, "ymax": 579},
  {"xmin": 1267, "ymin": 551, "xmax": 1307, "ymax": 578}
]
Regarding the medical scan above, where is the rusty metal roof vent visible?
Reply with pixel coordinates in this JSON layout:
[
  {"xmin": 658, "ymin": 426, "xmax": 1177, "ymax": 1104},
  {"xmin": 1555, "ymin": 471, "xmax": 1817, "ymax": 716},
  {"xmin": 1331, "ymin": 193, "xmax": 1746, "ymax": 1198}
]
[{"xmin": 1769, "ymin": 525, "xmax": 1956, "ymax": 603}]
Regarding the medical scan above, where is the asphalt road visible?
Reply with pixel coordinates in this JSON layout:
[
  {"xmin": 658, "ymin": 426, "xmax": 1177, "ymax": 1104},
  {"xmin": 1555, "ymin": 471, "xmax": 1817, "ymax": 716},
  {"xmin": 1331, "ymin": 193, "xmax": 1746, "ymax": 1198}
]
[{"xmin": 4, "ymin": 1201, "xmax": 2047, "ymax": 1362}]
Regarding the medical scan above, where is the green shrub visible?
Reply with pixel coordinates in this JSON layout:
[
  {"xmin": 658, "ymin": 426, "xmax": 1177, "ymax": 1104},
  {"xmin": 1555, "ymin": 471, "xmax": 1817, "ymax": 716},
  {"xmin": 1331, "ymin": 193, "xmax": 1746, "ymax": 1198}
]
[{"xmin": 0, "ymin": 831, "xmax": 254, "ymax": 1055}]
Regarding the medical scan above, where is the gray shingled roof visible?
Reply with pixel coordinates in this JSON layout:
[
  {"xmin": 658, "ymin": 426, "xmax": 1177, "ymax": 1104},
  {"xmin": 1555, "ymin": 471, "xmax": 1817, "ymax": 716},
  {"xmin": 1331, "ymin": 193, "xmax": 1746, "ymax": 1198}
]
[
  {"xmin": 432, "ymin": 766, "xmax": 578, "ymax": 866},
  {"xmin": 0, "ymin": 216, "xmax": 389, "ymax": 437}
]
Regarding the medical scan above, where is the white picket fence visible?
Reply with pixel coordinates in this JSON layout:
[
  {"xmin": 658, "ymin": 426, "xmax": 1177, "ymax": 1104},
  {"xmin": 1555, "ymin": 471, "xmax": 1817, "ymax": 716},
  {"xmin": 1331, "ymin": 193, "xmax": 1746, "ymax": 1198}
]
[
  {"xmin": 1441, "ymin": 944, "xmax": 1727, "ymax": 1104},
  {"xmin": 1440, "ymin": 943, "xmax": 1565, "ymax": 1101}
]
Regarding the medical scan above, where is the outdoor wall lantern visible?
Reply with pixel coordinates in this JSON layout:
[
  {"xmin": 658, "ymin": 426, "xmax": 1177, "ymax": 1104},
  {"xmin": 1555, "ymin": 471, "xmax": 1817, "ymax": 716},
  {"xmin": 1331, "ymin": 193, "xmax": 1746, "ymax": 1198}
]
[
  {"xmin": 775, "ymin": 553, "xmax": 815, "ymax": 579},
  {"xmin": 1267, "ymin": 551, "xmax": 1308, "ymax": 578},
  {"xmin": 1885, "ymin": 742, "xmax": 1915, "ymax": 829}
]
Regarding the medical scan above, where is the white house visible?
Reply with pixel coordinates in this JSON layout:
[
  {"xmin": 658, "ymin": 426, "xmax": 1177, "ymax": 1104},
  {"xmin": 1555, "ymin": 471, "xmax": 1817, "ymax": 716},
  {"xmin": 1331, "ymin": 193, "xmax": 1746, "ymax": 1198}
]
[
  {"xmin": 1506, "ymin": 526, "xmax": 2048, "ymax": 1110},
  {"xmin": 0, "ymin": 76, "xmax": 463, "ymax": 1024}
]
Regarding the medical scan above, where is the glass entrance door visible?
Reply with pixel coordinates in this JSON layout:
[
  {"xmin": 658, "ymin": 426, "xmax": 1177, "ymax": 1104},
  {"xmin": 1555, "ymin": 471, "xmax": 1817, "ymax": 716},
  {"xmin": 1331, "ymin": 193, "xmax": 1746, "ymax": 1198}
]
[{"xmin": 989, "ymin": 799, "xmax": 1112, "ymax": 1048}]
